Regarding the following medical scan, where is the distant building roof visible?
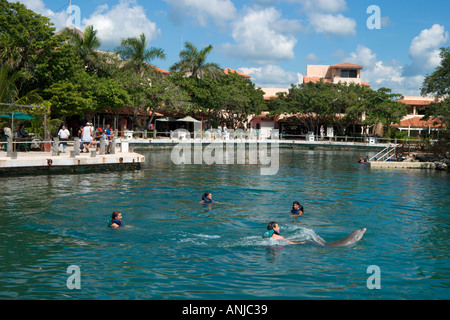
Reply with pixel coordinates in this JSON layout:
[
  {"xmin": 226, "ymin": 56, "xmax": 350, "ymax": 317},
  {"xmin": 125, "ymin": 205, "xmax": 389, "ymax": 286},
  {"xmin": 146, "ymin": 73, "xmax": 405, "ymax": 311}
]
[
  {"xmin": 151, "ymin": 65, "xmax": 170, "ymax": 75},
  {"xmin": 223, "ymin": 68, "xmax": 251, "ymax": 78},
  {"xmin": 54, "ymin": 25, "xmax": 84, "ymax": 38},
  {"xmin": 396, "ymin": 96, "xmax": 436, "ymax": 106},
  {"xmin": 391, "ymin": 115, "xmax": 444, "ymax": 129},
  {"xmin": 330, "ymin": 62, "xmax": 364, "ymax": 69}
]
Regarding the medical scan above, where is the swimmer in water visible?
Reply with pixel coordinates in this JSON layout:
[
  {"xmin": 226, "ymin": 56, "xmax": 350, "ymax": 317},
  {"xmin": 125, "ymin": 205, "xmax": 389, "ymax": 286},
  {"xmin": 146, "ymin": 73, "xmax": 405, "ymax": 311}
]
[
  {"xmin": 290, "ymin": 201, "xmax": 303, "ymax": 216},
  {"xmin": 262, "ymin": 221, "xmax": 305, "ymax": 244},
  {"xmin": 110, "ymin": 211, "xmax": 123, "ymax": 229},
  {"xmin": 200, "ymin": 192, "xmax": 214, "ymax": 204}
]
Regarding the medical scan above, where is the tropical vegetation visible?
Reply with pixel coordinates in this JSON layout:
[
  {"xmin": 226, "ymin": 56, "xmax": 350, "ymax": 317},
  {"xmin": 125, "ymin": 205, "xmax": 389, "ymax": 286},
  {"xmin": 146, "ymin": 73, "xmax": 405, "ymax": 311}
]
[{"xmin": 0, "ymin": 0, "xmax": 447, "ymax": 140}]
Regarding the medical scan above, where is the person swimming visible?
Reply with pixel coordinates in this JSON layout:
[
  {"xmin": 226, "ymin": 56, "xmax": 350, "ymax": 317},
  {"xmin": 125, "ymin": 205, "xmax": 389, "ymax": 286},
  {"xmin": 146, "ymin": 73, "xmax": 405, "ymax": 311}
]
[
  {"xmin": 201, "ymin": 192, "xmax": 213, "ymax": 204},
  {"xmin": 291, "ymin": 201, "xmax": 304, "ymax": 216},
  {"xmin": 110, "ymin": 211, "xmax": 123, "ymax": 229},
  {"xmin": 262, "ymin": 221, "xmax": 305, "ymax": 244}
]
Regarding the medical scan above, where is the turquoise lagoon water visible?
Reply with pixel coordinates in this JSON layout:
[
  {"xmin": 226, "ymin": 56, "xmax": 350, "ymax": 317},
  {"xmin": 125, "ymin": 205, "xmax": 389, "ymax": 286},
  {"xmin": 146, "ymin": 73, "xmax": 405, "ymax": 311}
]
[{"xmin": 0, "ymin": 148, "xmax": 449, "ymax": 300}]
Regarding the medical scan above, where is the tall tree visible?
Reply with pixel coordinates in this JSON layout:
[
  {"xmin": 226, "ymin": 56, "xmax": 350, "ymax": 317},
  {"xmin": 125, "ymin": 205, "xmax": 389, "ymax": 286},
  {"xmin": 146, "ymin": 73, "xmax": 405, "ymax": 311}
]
[
  {"xmin": 268, "ymin": 81, "xmax": 339, "ymax": 133},
  {"xmin": 363, "ymin": 87, "xmax": 405, "ymax": 135},
  {"xmin": 115, "ymin": 33, "xmax": 165, "ymax": 73},
  {"xmin": 63, "ymin": 25, "xmax": 103, "ymax": 74},
  {"xmin": 421, "ymin": 47, "xmax": 450, "ymax": 128},
  {"xmin": 208, "ymin": 72, "xmax": 265, "ymax": 129},
  {"xmin": 170, "ymin": 41, "xmax": 221, "ymax": 79}
]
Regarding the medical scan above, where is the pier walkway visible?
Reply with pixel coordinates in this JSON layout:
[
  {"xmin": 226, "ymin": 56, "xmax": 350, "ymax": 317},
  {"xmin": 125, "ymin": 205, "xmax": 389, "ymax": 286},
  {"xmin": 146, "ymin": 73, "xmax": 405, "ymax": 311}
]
[{"xmin": 0, "ymin": 147, "xmax": 145, "ymax": 176}]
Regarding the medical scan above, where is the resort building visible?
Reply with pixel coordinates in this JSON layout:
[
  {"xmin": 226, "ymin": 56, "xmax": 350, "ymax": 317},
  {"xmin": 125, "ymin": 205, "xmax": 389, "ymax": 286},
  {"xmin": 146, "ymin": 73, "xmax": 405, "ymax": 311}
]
[
  {"xmin": 392, "ymin": 96, "xmax": 445, "ymax": 137},
  {"xmin": 255, "ymin": 62, "xmax": 373, "ymax": 139},
  {"xmin": 303, "ymin": 62, "xmax": 371, "ymax": 87}
]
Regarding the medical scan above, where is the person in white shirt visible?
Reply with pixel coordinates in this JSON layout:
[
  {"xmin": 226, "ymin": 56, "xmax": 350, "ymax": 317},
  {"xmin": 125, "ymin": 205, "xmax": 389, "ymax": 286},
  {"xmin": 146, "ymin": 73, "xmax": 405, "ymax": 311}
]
[
  {"xmin": 81, "ymin": 122, "xmax": 94, "ymax": 152},
  {"xmin": 57, "ymin": 125, "xmax": 71, "ymax": 153}
]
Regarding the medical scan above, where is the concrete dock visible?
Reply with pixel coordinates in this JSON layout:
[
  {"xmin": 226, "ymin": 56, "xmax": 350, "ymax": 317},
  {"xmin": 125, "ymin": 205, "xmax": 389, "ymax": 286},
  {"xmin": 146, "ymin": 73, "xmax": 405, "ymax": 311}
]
[
  {"xmin": 369, "ymin": 161, "xmax": 440, "ymax": 170},
  {"xmin": 0, "ymin": 148, "xmax": 145, "ymax": 176}
]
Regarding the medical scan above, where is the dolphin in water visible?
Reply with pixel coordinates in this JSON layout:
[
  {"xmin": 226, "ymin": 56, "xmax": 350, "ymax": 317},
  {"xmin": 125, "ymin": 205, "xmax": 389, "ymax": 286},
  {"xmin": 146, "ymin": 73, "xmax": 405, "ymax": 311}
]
[{"xmin": 310, "ymin": 228, "xmax": 367, "ymax": 247}]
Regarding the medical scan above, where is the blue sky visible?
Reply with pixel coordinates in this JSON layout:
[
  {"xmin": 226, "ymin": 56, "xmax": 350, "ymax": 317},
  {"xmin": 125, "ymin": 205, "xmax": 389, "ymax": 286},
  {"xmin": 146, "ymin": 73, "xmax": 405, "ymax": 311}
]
[{"xmin": 13, "ymin": 0, "xmax": 450, "ymax": 96}]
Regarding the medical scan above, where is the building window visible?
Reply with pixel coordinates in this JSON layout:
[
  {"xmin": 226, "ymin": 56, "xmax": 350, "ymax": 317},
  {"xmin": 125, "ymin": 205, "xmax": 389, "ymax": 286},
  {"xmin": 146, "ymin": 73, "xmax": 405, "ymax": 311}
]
[{"xmin": 340, "ymin": 69, "xmax": 357, "ymax": 78}]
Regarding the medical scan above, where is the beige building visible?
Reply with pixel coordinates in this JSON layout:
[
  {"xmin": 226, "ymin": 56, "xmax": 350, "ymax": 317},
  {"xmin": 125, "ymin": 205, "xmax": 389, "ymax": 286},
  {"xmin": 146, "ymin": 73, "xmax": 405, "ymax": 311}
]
[
  {"xmin": 304, "ymin": 62, "xmax": 370, "ymax": 87},
  {"xmin": 392, "ymin": 96, "xmax": 444, "ymax": 137}
]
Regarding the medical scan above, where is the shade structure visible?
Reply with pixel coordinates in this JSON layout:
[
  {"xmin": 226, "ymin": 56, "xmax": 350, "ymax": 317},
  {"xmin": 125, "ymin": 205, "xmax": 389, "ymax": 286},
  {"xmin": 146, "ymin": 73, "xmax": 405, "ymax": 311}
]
[
  {"xmin": 156, "ymin": 116, "xmax": 177, "ymax": 122},
  {"xmin": 176, "ymin": 116, "xmax": 200, "ymax": 122},
  {"xmin": 0, "ymin": 111, "xmax": 35, "ymax": 120},
  {"xmin": 0, "ymin": 111, "xmax": 35, "ymax": 131}
]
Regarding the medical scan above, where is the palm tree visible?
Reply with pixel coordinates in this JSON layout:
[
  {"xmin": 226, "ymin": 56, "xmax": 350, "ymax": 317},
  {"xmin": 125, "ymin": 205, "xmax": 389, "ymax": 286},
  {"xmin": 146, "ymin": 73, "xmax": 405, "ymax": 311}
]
[
  {"xmin": 0, "ymin": 64, "xmax": 42, "ymax": 105},
  {"xmin": 170, "ymin": 41, "xmax": 221, "ymax": 79},
  {"xmin": 0, "ymin": 32, "xmax": 22, "ymax": 71},
  {"xmin": 0, "ymin": 64, "xmax": 20, "ymax": 103},
  {"xmin": 115, "ymin": 33, "xmax": 165, "ymax": 73},
  {"xmin": 64, "ymin": 25, "xmax": 101, "ymax": 67}
]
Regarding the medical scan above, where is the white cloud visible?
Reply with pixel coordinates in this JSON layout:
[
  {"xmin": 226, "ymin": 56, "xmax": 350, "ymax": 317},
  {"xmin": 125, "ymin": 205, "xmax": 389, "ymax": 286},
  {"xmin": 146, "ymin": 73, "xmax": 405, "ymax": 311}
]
[
  {"xmin": 14, "ymin": 0, "xmax": 161, "ymax": 49},
  {"xmin": 309, "ymin": 13, "xmax": 356, "ymax": 36},
  {"xmin": 164, "ymin": 0, "xmax": 237, "ymax": 27},
  {"xmin": 15, "ymin": 0, "xmax": 46, "ymax": 13},
  {"xmin": 222, "ymin": 7, "xmax": 303, "ymax": 64},
  {"xmin": 403, "ymin": 24, "xmax": 449, "ymax": 76},
  {"xmin": 82, "ymin": 0, "xmax": 160, "ymax": 48},
  {"xmin": 305, "ymin": 53, "xmax": 320, "ymax": 62},
  {"xmin": 14, "ymin": 0, "xmax": 70, "ymax": 31},
  {"xmin": 344, "ymin": 45, "xmax": 425, "ymax": 96},
  {"xmin": 239, "ymin": 65, "xmax": 303, "ymax": 88},
  {"xmin": 342, "ymin": 25, "xmax": 448, "ymax": 95},
  {"xmin": 296, "ymin": 0, "xmax": 348, "ymax": 13},
  {"xmin": 345, "ymin": 45, "xmax": 377, "ymax": 67}
]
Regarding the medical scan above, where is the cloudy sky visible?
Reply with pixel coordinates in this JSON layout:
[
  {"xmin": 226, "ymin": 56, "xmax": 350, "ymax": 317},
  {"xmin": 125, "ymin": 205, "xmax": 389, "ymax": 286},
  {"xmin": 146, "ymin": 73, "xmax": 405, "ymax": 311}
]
[{"xmin": 12, "ymin": 0, "xmax": 450, "ymax": 96}]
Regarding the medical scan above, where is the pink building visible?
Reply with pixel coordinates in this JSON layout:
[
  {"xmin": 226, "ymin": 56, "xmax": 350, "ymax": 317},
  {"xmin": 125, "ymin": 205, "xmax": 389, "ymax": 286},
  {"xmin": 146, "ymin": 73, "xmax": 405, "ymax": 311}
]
[{"xmin": 303, "ymin": 62, "xmax": 370, "ymax": 87}]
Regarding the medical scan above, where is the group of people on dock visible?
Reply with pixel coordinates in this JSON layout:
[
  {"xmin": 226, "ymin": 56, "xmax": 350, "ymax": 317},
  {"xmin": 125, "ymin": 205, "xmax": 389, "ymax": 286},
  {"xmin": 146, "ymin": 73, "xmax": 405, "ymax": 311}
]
[
  {"xmin": 57, "ymin": 122, "xmax": 115, "ymax": 154},
  {"xmin": 77, "ymin": 123, "xmax": 115, "ymax": 153}
]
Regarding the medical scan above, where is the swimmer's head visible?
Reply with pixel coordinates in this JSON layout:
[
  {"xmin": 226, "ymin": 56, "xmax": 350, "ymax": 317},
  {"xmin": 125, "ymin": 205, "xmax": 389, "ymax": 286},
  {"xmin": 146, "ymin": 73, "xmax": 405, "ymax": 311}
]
[
  {"xmin": 292, "ymin": 201, "xmax": 301, "ymax": 210},
  {"xmin": 203, "ymin": 192, "xmax": 212, "ymax": 200},
  {"xmin": 267, "ymin": 221, "xmax": 278, "ymax": 230},
  {"xmin": 112, "ymin": 211, "xmax": 122, "ymax": 221}
]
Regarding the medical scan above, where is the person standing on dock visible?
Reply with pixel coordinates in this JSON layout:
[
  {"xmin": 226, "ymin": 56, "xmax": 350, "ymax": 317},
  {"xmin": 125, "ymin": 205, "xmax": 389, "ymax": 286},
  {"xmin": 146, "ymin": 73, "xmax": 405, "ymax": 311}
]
[
  {"xmin": 81, "ymin": 122, "xmax": 94, "ymax": 152},
  {"xmin": 57, "ymin": 125, "xmax": 70, "ymax": 153},
  {"xmin": 105, "ymin": 124, "xmax": 114, "ymax": 154}
]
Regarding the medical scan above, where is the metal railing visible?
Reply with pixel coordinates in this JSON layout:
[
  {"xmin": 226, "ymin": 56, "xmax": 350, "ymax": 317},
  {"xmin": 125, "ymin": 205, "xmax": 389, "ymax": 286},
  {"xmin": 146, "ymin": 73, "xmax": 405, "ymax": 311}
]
[
  {"xmin": 0, "ymin": 136, "xmax": 121, "ymax": 158},
  {"xmin": 369, "ymin": 145, "xmax": 398, "ymax": 162}
]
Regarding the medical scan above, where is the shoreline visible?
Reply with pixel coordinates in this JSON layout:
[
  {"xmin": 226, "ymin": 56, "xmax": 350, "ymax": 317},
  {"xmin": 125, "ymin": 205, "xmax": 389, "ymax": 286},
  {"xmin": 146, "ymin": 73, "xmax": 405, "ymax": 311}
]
[
  {"xmin": 1, "ymin": 138, "xmax": 447, "ymax": 175},
  {"xmin": 129, "ymin": 138, "xmax": 390, "ymax": 151}
]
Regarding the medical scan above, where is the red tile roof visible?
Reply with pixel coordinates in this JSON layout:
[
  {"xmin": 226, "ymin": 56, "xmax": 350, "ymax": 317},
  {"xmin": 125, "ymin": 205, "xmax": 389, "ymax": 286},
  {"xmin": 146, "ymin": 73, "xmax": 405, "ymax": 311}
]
[
  {"xmin": 151, "ymin": 65, "xmax": 170, "ymax": 75},
  {"xmin": 223, "ymin": 68, "xmax": 251, "ymax": 78},
  {"xmin": 391, "ymin": 116, "xmax": 445, "ymax": 128},
  {"xmin": 330, "ymin": 62, "xmax": 364, "ymax": 69},
  {"xmin": 396, "ymin": 99, "xmax": 433, "ymax": 106}
]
